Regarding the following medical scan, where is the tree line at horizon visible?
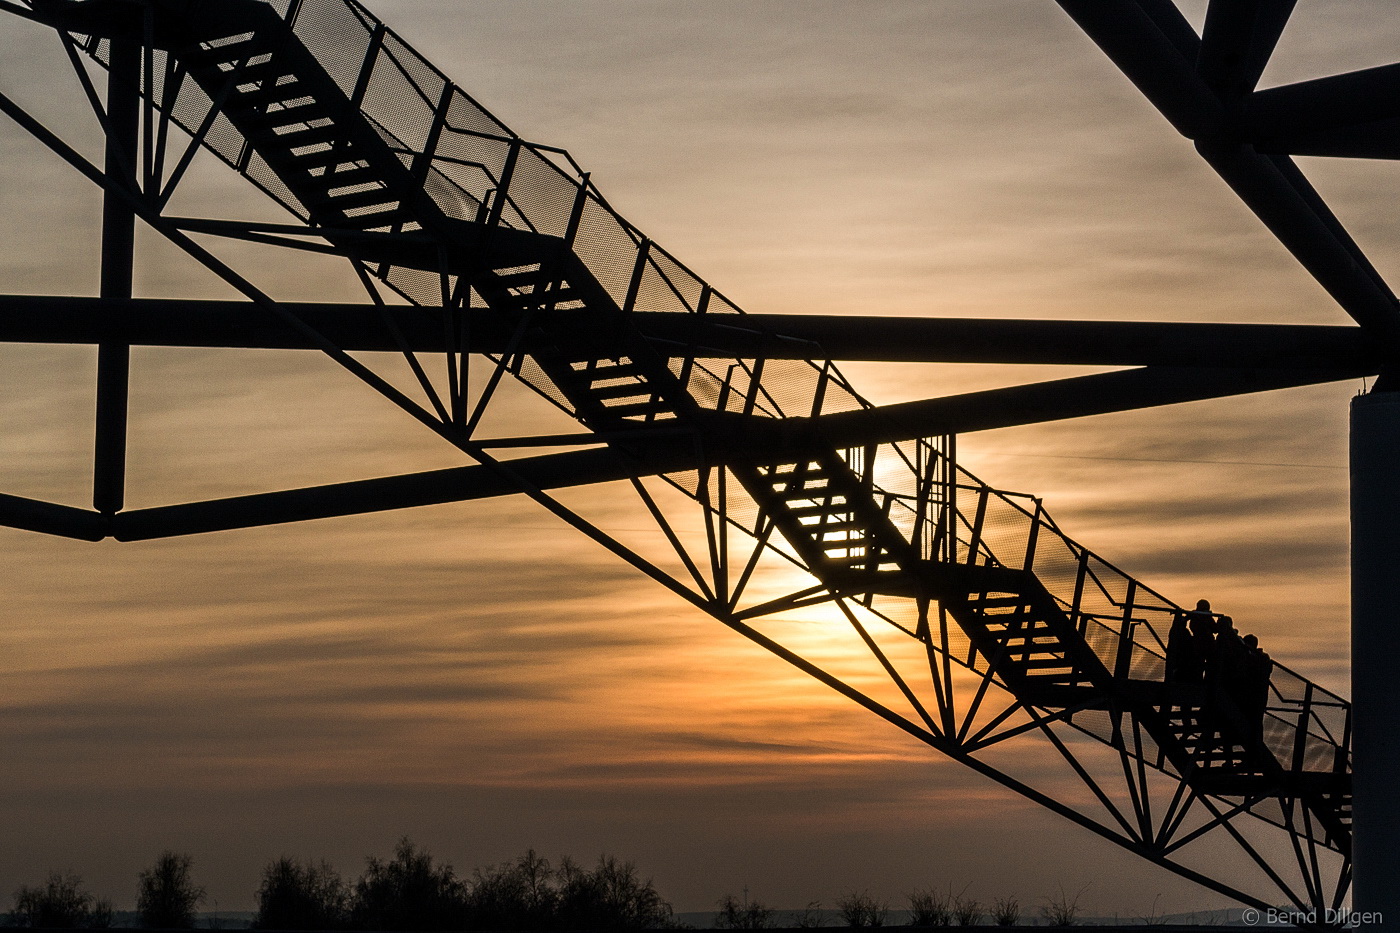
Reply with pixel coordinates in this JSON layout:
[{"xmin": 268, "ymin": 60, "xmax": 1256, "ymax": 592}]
[{"xmin": 6, "ymin": 840, "xmax": 1091, "ymax": 930}]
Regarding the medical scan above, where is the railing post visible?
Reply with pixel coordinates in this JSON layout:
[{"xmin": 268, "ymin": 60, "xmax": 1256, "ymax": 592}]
[
  {"xmin": 1292, "ymin": 681, "xmax": 1314, "ymax": 776},
  {"xmin": 965, "ymin": 486, "xmax": 989, "ymax": 566},
  {"xmin": 809, "ymin": 365, "xmax": 830, "ymax": 419},
  {"xmin": 741, "ymin": 359, "xmax": 765, "ymax": 416},
  {"xmin": 484, "ymin": 137, "xmax": 520, "ymax": 228},
  {"xmin": 1114, "ymin": 579, "xmax": 1137, "ymax": 681},
  {"xmin": 1022, "ymin": 498, "xmax": 1042, "ymax": 572},
  {"xmin": 716, "ymin": 363, "xmax": 736, "ymax": 413},
  {"xmin": 1338, "ymin": 701, "xmax": 1352, "ymax": 774},
  {"xmin": 562, "ymin": 173, "xmax": 590, "ymax": 248},
  {"xmin": 621, "ymin": 237, "xmax": 650, "ymax": 313},
  {"xmin": 942, "ymin": 435, "xmax": 957, "ymax": 565},
  {"xmin": 1069, "ymin": 549, "xmax": 1089, "ymax": 634},
  {"xmin": 410, "ymin": 84, "xmax": 453, "ymax": 187},
  {"xmin": 912, "ymin": 440, "xmax": 930, "ymax": 561},
  {"xmin": 349, "ymin": 24, "xmax": 387, "ymax": 112}
]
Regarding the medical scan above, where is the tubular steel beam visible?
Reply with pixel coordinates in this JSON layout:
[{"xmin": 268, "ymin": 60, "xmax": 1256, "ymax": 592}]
[
  {"xmin": 1053, "ymin": 0, "xmax": 1223, "ymax": 138},
  {"xmin": 1054, "ymin": 0, "xmax": 1400, "ymax": 348},
  {"xmin": 1194, "ymin": 144, "xmax": 1400, "ymax": 347},
  {"xmin": 107, "ymin": 445, "xmax": 674, "ymax": 540},
  {"xmin": 72, "ymin": 362, "xmax": 1365, "ymax": 541},
  {"xmin": 806, "ymin": 364, "xmax": 1366, "ymax": 451},
  {"xmin": 0, "ymin": 296, "xmax": 1379, "ymax": 370},
  {"xmin": 1350, "ymin": 390, "xmax": 1400, "ymax": 924},
  {"xmin": 642, "ymin": 314, "xmax": 1373, "ymax": 369},
  {"xmin": 1248, "ymin": 63, "xmax": 1400, "ymax": 155},
  {"xmin": 1198, "ymin": 0, "xmax": 1295, "ymax": 98},
  {"xmin": 0, "ymin": 492, "xmax": 106, "ymax": 541},
  {"xmin": 94, "ymin": 32, "xmax": 139, "ymax": 516}
]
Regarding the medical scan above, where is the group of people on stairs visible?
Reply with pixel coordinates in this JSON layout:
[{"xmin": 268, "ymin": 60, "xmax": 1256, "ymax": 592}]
[{"xmin": 1164, "ymin": 599, "xmax": 1274, "ymax": 748}]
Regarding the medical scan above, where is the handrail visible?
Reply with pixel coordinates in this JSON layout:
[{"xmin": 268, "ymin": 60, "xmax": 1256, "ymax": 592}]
[{"xmin": 930, "ymin": 468, "xmax": 1350, "ymax": 776}]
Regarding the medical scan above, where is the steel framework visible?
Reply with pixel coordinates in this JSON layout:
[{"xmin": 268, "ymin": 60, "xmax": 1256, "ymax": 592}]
[{"xmin": 0, "ymin": 0, "xmax": 1383, "ymax": 916}]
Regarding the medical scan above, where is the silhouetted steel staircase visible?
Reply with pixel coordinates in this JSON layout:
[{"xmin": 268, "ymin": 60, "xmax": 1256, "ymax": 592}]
[
  {"xmin": 43, "ymin": 0, "xmax": 1351, "ymax": 902},
  {"xmin": 935, "ymin": 493, "xmax": 1352, "ymax": 855},
  {"xmin": 180, "ymin": 7, "xmax": 422, "ymax": 232}
]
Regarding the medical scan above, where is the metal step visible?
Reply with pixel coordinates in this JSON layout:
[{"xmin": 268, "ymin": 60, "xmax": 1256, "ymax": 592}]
[
  {"xmin": 600, "ymin": 398, "xmax": 677, "ymax": 419},
  {"xmin": 309, "ymin": 185, "xmax": 399, "ymax": 213},
  {"xmin": 265, "ymin": 122, "xmax": 344, "ymax": 151},
  {"xmin": 244, "ymin": 98, "xmax": 327, "ymax": 129},
  {"xmin": 186, "ymin": 35, "xmax": 273, "ymax": 67},
  {"xmin": 230, "ymin": 76, "xmax": 307, "ymax": 110},
  {"xmin": 589, "ymin": 380, "xmax": 655, "ymax": 402}
]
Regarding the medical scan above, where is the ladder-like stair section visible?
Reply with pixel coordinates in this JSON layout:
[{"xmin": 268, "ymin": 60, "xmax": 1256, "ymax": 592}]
[
  {"xmin": 178, "ymin": 8, "xmax": 420, "ymax": 234},
  {"xmin": 751, "ymin": 455, "xmax": 909, "ymax": 579},
  {"xmin": 95, "ymin": 0, "xmax": 1350, "ymax": 858}
]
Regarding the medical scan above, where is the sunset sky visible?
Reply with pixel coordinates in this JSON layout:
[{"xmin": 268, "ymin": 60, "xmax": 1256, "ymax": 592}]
[{"xmin": 0, "ymin": 0, "xmax": 1396, "ymax": 918}]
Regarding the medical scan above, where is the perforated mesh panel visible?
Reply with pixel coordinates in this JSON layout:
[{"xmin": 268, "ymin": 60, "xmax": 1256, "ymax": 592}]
[
  {"xmin": 362, "ymin": 46, "xmax": 438, "ymax": 153},
  {"xmin": 646, "ymin": 248, "xmax": 705, "ymax": 313},
  {"xmin": 506, "ymin": 147, "xmax": 579, "ymax": 240},
  {"xmin": 291, "ymin": 0, "xmax": 373, "ymax": 96},
  {"xmin": 570, "ymin": 198, "xmax": 643, "ymax": 302}
]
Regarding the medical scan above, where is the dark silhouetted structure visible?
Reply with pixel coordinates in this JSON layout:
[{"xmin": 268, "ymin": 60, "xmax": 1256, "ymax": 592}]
[{"xmin": 0, "ymin": 0, "xmax": 1369, "ymax": 918}]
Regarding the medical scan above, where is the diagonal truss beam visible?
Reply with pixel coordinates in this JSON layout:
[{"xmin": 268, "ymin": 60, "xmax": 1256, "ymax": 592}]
[
  {"xmin": 1053, "ymin": 0, "xmax": 1400, "ymax": 348},
  {"xmin": 806, "ymin": 363, "xmax": 1365, "ymax": 450},
  {"xmin": 1055, "ymin": 0, "xmax": 1223, "ymax": 138},
  {"xmin": 1193, "ymin": 143, "xmax": 1400, "ymax": 347},
  {"xmin": 0, "ymin": 492, "xmax": 107, "ymax": 540},
  {"xmin": 1248, "ymin": 62, "xmax": 1400, "ymax": 156},
  {"xmin": 0, "ymin": 295, "xmax": 1380, "ymax": 370},
  {"xmin": 109, "ymin": 444, "xmax": 691, "ymax": 540},
  {"xmin": 1198, "ymin": 0, "xmax": 1296, "ymax": 98},
  {"xmin": 1, "ymin": 360, "xmax": 1363, "ymax": 542}
]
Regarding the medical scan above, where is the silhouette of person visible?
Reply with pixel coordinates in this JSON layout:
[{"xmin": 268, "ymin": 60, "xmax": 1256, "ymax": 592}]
[
  {"xmin": 1174, "ymin": 601, "xmax": 1220, "ymax": 761},
  {"xmin": 1184, "ymin": 599, "xmax": 1215, "ymax": 685},
  {"xmin": 1209, "ymin": 615, "xmax": 1245, "ymax": 702},
  {"xmin": 1165, "ymin": 611, "xmax": 1198, "ymax": 684},
  {"xmin": 1208, "ymin": 615, "xmax": 1268, "ymax": 762},
  {"xmin": 1241, "ymin": 633, "xmax": 1273, "ymax": 746}
]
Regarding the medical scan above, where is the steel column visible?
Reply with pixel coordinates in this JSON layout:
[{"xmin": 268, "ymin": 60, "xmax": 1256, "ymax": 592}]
[
  {"xmin": 95, "ymin": 32, "xmax": 139, "ymax": 515},
  {"xmin": 1350, "ymin": 389, "xmax": 1400, "ymax": 927}
]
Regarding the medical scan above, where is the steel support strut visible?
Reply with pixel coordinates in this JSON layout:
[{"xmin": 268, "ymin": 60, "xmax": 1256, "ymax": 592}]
[
  {"xmin": 1350, "ymin": 390, "xmax": 1400, "ymax": 927},
  {"xmin": 95, "ymin": 30, "xmax": 139, "ymax": 515}
]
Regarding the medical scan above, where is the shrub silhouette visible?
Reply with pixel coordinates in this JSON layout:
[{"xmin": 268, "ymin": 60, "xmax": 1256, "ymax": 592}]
[
  {"xmin": 553, "ymin": 855, "xmax": 672, "ymax": 931},
  {"xmin": 138, "ymin": 852, "xmax": 205, "ymax": 929},
  {"xmin": 715, "ymin": 892, "xmax": 775, "ymax": 930},
  {"xmin": 243, "ymin": 842, "xmax": 674, "ymax": 931},
  {"xmin": 350, "ymin": 838, "xmax": 468, "ymax": 931},
  {"xmin": 907, "ymin": 889, "xmax": 951, "ymax": 927},
  {"xmin": 9, "ymin": 872, "xmax": 113, "ymax": 928},
  {"xmin": 952, "ymin": 895, "xmax": 982, "ymax": 927},
  {"xmin": 989, "ymin": 896, "xmax": 1020, "ymax": 927},
  {"xmin": 1038, "ymin": 885, "xmax": 1088, "ymax": 928},
  {"xmin": 836, "ymin": 891, "xmax": 886, "ymax": 929},
  {"xmin": 461, "ymin": 849, "xmax": 671, "ymax": 931},
  {"xmin": 254, "ymin": 857, "xmax": 348, "ymax": 930},
  {"xmin": 467, "ymin": 849, "xmax": 557, "ymax": 931}
]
